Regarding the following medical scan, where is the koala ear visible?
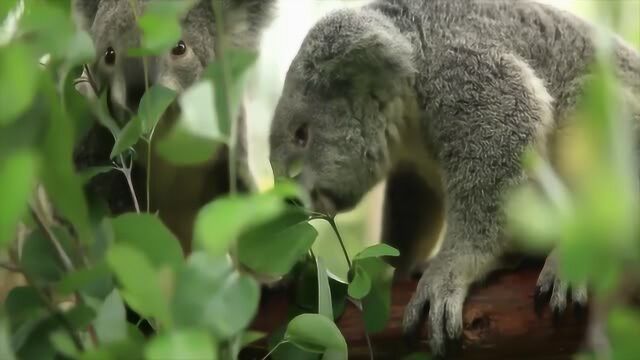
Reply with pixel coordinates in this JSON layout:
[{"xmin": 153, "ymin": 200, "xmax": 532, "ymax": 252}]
[
  {"xmin": 72, "ymin": 0, "xmax": 101, "ymax": 31},
  {"xmin": 223, "ymin": 0, "xmax": 277, "ymax": 47},
  {"xmin": 299, "ymin": 9, "xmax": 415, "ymax": 88}
]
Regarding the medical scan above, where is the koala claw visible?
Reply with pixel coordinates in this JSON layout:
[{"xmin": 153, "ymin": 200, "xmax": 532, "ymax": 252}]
[
  {"xmin": 402, "ymin": 262, "xmax": 468, "ymax": 356},
  {"xmin": 535, "ymin": 251, "xmax": 588, "ymax": 318}
]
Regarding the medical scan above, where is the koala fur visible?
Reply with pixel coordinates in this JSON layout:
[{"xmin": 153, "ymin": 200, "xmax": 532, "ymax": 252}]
[
  {"xmin": 71, "ymin": 0, "xmax": 275, "ymax": 252},
  {"xmin": 269, "ymin": 0, "xmax": 640, "ymax": 354}
]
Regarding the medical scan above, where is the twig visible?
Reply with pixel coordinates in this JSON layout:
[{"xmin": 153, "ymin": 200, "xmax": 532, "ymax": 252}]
[
  {"xmin": 114, "ymin": 153, "xmax": 141, "ymax": 213},
  {"xmin": 211, "ymin": 0, "xmax": 238, "ymax": 194},
  {"xmin": 324, "ymin": 216, "xmax": 374, "ymax": 359},
  {"xmin": 326, "ymin": 217, "xmax": 352, "ymax": 269},
  {"xmin": 29, "ymin": 206, "xmax": 75, "ymax": 272},
  {"xmin": 8, "ymin": 251, "xmax": 84, "ymax": 352},
  {"xmin": 0, "ymin": 262, "xmax": 22, "ymax": 273},
  {"xmin": 260, "ymin": 340, "xmax": 288, "ymax": 360}
]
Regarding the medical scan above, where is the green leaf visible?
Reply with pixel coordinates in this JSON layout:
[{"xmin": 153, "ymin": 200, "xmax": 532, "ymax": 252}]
[
  {"xmin": 111, "ymin": 213, "xmax": 183, "ymax": 271},
  {"xmin": 80, "ymin": 339, "xmax": 144, "ymax": 360},
  {"xmin": 347, "ymin": 264, "xmax": 371, "ymax": 300},
  {"xmin": 110, "ymin": 117, "xmax": 143, "ymax": 159},
  {"xmin": 94, "ymin": 290, "xmax": 127, "ymax": 344},
  {"xmin": 0, "ymin": 313, "xmax": 17, "ymax": 360},
  {"xmin": 353, "ymin": 244, "xmax": 400, "ymax": 261},
  {"xmin": 49, "ymin": 331, "xmax": 78, "ymax": 358},
  {"xmin": 171, "ymin": 253, "xmax": 260, "ymax": 339},
  {"xmin": 66, "ymin": 30, "xmax": 96, "ymax": 65},
  {"xmin": 268, "ymin": 326, "xmax": 320, "ymax": 360},
  {"xmin": 285, "ymin": 314, "xmax": 347, "ymax": 358},
  {"xmin": 145, "ymin": 329, "xmax": 217, "ymax": 360},
  {"xmin": 241, "ymin": 331, "xmax": 266, "ymax": 347},
  {"xmin": 80, "ymin": 166, "xmax": 115, "ymax": 185},
  {"xmin": 20, "ymin": 231, "xmax": 65, "ymax": 284},
  {"xmin": 238, "ymin": 211, "xmax": 317, "ymax": 276},
  {"xmin": 137, "ymin": 0, "xmax": 196, "ymax": 53},
  {"xmin": 609, "ymin": 307, "xmax": 640, "ymax": 360},
  {"xmin": 106, "ymin": 245, "xmax": 171, "ymax": 326},
  {"xmin": 0, "ymin": 150, "xmax": 38, "ymax": 248},
  {"xmin": 205, "ymin": 50, "xmax": 258, "ymax": 136},
  {"xmin": 4, "ymin": 287, "xmax": 45, "ymax": 330},
  {"xmin": 20, "ymin": 1, "xmax": 75, "ymax": 58},
  {"xmin": 139, "ymin": 86, "xmax": 177, "ymax": 135},
  {"xmin": 194, "ymin": 193, "xmax": 285, "ymax": 256},
  {"xmin": 57, "ymin": 262, "xmax": 112, "ymax": 296},
  {"xmin": 40, "ymin": 79, "xmax": 92, "ymax": 244},
  {"xmin": 0, "ymin": 43, "xmax": 38, "ymax": 124},
  {"xmin": 178, "ymin": 80, "xmax": 225, "ymax": 140},
  {"xmin": 155, "ymin": 123, "xmax": 220, "ymax": 166},
  {"xmin": 316, "ymin": 257, "xmax": 333, "ymax": 319},
  {"xmin": 360, "ymin": 258, "xmax": 395, "ymax": 333}
]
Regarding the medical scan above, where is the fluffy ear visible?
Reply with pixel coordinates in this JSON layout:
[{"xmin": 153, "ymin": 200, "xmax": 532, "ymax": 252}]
[
  {"xmin": 222, "ymin": 0, "xmax": 277, "ymax": 48},
  {"xmin": 72, "ymin": 0, "xmax": 101, "ymax": 31},
  {"xmin": 298, "ymin": 9, "xmax": 415, "ymax": 88}
]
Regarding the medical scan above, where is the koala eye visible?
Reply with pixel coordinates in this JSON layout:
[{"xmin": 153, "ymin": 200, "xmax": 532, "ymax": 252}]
[
  {"xmin": 104, "ymin": 47, "xmax": 116, "ymax": 65},
  {"xmin": 171, "ymin": 40, "xmax": 187, "ymax": 56},
  {"xmin": 294, "ymin": 123, "xmax": 309, "ymax": 148}
]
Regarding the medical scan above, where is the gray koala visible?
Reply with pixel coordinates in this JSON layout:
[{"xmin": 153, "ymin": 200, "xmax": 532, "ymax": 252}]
[
  {"xmin": 71, "ymin": 0, "xmax": 275, "ymax": 251},
  {"xmin": 269, "ymin": 0, "xmax": 639, "ymax": 355}
]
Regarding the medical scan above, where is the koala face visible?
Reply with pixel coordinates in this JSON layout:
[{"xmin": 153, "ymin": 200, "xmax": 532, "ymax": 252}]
[
  {"xmin": 269, "ymin": 9, "xmax": 417, "ymax": 215},
  {"xmin": 73, "ymin": 0, "xmax": 274, "ymax": 121},
  {"xmin": 270, "ymin": 74, "xmax": 391, "ymax": 215}
]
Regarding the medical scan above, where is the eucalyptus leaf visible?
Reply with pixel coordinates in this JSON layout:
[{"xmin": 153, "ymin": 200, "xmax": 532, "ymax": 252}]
[
  {"xmin": 194, "ymin": 193, "xmax": 284, "ymax": 256},
  {"xmin": 94, "ymin": 290, "xmax": 127, "ymax": 344},
  {"xmin": 138, "ymin": 86, "xmax": 177, "ymax": 135},
  {"xmin": 353, "ymin": 244, "xmax": 400, "ymax": 261},
  {"xmin": 316, "ymin": 257, "xmax": 333, "ymax": 319},
  {"xmin": 155, "ymin": 123, "xmax": 219, "ymax": 166},
  {"xmin": 285, "ymin": 314, "xmax": 347, "ymax": 358},
  {"xmin": 110, "ymin": 117, "xmax": 143, "ymax": 159},
  {"xmin": 111, "ymin": 213, "xmax": 183, "ymax": 271},
  {"xmin": 0, "ymin": 150, "xmax": 38, "ymax": 248},
  {"xmin": 137, "ymin": 0, "xmax": 196, "ymax": 53},
  {"xmin": 0, "ymin": 43, "xmax": 38, "ymax": 125},
  {"xmin": 106, "ymin": 244, "xmax": 171, "ymax": 327},
  {"xmin": 145, "ymin": 329, "xmax": 217, "ymax": 360},
  {"xmin": 238, "ymin": 211, "xmax": 316, "ymax": 276},
  {"xmin": 171, "ymin": 252, "xmax": 259, "ymax": 339},
  {"xmin": 347, "ymin": 264, "xmax": 371, "ymax": 300}
]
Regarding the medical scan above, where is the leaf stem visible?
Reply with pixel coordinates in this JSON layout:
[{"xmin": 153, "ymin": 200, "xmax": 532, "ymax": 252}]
[
  {"xmin": 211, "ymin": 0, "xmax": 238, "ymax": 194},
  {"xmin": 116, "ymin": 154, "xmax": 141, "ymax": 213},
  {"xmin": 326, "ymin": 217, "xmax": 352, "ymax": 269},
  {"xmin": 29, "ymin": 205, "xmax": 75, "ymax": 272},
  {"xmin": 260, "ymin": 340, "xmax": 288, "ymax": 360}
]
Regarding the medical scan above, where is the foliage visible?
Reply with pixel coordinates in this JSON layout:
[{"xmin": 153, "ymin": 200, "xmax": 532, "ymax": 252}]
[
  {"xmin": 505, "ymin": 2, "xmax": 640, "ymax": 358},
  {"xmin": 0, "ymin": 1, "xmax": 398, "ymax": 359}
]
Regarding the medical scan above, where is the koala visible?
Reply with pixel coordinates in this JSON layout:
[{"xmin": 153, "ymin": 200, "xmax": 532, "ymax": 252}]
[
  {"xmin": 71, "ymin": 0, "xmax": 275, "ymax": 252},
  {"xmin": 269, "ymin": 0, "xmax": 640, "ymax": 355}
]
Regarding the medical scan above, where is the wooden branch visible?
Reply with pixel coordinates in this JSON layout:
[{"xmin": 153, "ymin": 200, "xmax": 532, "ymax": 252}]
[{"xmin": 247, "ymin": 263, "xmax": 589, "ymax": 359}]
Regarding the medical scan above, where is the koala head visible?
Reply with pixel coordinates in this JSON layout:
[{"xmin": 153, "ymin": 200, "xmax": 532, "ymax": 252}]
[
  {"xmin": 269, "ymin": 9, "xmax": 416, "ymax": 216},
  {"xmin": 72, "ymin": 0, "xmax": 274, "ymax": 121}
]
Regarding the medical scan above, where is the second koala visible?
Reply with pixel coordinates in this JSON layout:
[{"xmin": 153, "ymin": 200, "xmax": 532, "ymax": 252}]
[{"xmin": 269, "ymin": 0, "xmax": 640, "ymax": 354}]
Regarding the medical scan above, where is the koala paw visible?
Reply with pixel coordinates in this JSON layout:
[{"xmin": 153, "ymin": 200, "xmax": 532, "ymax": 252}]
[
  {"xmin": 402, "ymin": 256, "xmax": 470, "ymax": 356},
  {"xmin": 535, "ymin": 251, "xmax": 588, "ymax": 318}
]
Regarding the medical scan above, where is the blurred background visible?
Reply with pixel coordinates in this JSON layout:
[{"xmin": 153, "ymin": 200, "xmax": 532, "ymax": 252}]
[{"xmin": 243, "ymin": 0, "xmax": 640, "ymax": 279}]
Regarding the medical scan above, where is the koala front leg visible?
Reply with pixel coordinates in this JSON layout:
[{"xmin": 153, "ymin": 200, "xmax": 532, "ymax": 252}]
[
  {"xmin": 402, "ymin": 177, "xmax": 506, "ymax": 355},
  {"xmin": 535, "ymin": 248, "xmax": 588, "ymax": 315},
  {"xmin": 402, "ymin": 49, "xmax": 554, "ymax": 355}
]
